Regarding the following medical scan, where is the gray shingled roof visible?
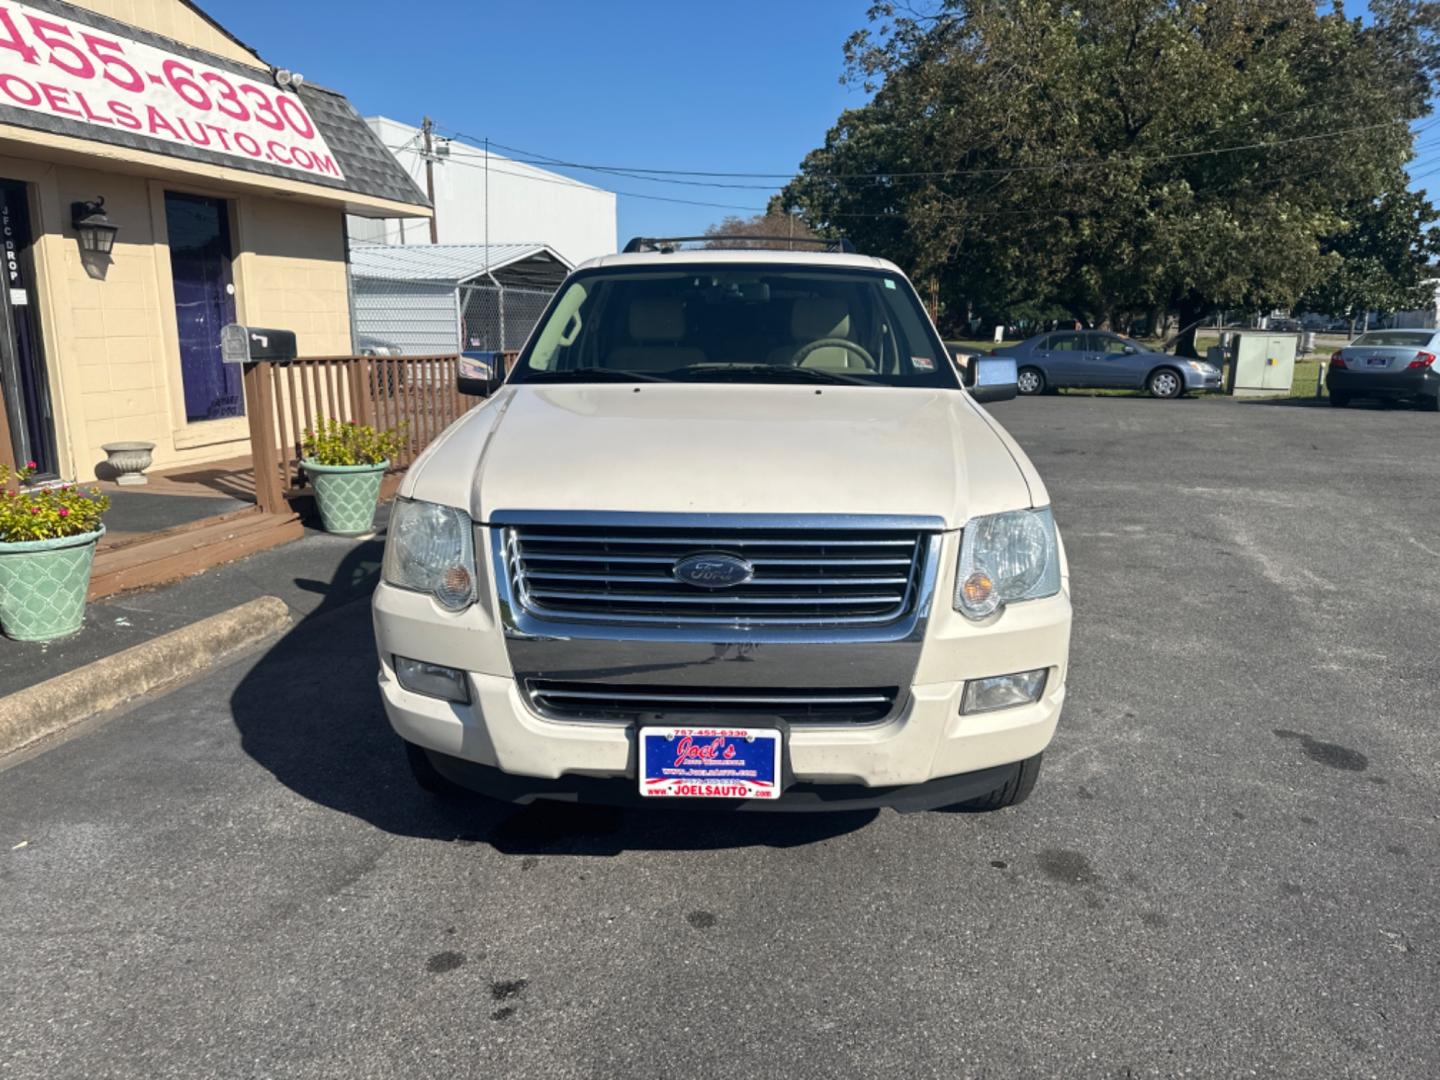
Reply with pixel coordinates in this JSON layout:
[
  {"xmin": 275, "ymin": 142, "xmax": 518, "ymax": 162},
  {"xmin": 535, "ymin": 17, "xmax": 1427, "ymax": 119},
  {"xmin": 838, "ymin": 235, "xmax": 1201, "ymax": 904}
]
[{"xmin": 0, "ymin": 0, "xmax": 429, "ymax": 210}]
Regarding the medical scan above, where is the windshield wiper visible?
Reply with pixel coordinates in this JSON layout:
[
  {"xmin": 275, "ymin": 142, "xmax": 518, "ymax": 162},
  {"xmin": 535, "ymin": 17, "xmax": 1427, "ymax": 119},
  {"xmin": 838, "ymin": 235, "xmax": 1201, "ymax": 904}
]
[
  {"xmin": 664, "ymin": 364, "xmax": 873, "ymax": 386},
  {"xmin": 520, "ymin": 368, "xmax": 667, "ymax": 383}
]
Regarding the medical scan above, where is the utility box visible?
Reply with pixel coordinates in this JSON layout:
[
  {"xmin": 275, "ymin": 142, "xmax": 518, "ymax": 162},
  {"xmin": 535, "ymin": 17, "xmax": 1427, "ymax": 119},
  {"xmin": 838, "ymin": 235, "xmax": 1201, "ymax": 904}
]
[{"xmin": 1225, "ymin": 331, "xmax": 1298, "ymax": 398}]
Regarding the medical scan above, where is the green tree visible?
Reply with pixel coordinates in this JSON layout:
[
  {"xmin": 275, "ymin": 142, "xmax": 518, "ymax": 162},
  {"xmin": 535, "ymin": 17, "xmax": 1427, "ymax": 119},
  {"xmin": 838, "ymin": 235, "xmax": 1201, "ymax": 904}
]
[
  {"xmin": 1300, "ymin": 187, "xmax": 1440, "ymax": 329},
  {"xmin": 703, "ymin": 212, "xmax": 820, "ymax": 248},
  {"xmin": 781, "ymin": 0, "xmax": 1440, "ymax": 353}
]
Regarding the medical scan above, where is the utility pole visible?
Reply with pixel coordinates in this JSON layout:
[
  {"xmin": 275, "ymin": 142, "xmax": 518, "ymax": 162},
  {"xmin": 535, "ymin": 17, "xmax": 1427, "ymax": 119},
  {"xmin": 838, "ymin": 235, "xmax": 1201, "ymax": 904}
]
[{"xmin": 422, "ymin": 116, "xmax": 439, "ymax": 244}]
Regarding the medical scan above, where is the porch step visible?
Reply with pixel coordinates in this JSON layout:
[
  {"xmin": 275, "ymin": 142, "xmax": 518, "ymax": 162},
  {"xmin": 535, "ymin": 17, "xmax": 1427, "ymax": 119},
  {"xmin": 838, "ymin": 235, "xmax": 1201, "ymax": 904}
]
[
  {"xmin": 89, "ymin": 507, "xmax": 304, "ymax": 601},
  {"xmin": 99, "ymin": 505, "xmax": 261, "ymax": 554}
]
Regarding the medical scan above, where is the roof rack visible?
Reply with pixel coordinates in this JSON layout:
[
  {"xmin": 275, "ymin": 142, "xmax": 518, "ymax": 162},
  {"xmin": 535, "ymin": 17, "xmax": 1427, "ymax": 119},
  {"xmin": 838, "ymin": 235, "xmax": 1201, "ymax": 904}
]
[{"xmin": 621, "ymin": 235, "xmax": 858, "ymax": 255}]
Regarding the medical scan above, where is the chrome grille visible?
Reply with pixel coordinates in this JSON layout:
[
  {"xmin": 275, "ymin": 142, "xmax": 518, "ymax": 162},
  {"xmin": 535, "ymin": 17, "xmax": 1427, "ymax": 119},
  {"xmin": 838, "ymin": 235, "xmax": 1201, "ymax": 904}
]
[
  {"xmin": 527, "ymin": 681, "xmax": 898, "ymax": 725},
  {"xmin": 498, "ymin": 521, "xmax": 931, "ymax": 627}
]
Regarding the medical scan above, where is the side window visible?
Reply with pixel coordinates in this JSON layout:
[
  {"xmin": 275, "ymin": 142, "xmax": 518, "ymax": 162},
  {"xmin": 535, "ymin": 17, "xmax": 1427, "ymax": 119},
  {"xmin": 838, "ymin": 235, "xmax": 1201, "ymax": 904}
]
[
  {"xmin": 1097, "ymin": 335, "xmax": 1130, "ymax": 355},
  {"xmin": 1050, "ymin": 333, "xmax": 1086, "ymax": 352}
]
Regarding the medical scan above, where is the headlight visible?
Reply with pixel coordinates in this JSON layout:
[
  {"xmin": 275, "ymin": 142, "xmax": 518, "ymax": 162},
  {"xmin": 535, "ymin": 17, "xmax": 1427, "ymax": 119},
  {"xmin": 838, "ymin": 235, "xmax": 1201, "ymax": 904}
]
[
  {"xmin": 954, "ymin": 507, "xmax": 1061, "ymax": 619},
  {"xmin": 1188, "ymin": 360, "xmax": 1218, "ymax": 375},
  {"xmin": 382, "ymin": 498, "xmax": 477, "ymax": 610}
]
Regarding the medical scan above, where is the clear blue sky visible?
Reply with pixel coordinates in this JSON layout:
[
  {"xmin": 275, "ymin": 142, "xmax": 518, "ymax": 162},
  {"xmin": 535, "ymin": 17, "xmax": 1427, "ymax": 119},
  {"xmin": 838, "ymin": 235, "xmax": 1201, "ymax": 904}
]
[{"xmin": 199, "ymin": 0, "xmax": 875, "ymax": 243}]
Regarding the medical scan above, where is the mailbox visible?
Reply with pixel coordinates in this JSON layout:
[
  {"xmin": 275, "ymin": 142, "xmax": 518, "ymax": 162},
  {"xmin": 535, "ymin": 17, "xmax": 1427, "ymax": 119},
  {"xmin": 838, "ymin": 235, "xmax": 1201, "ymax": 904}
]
[{"xmin": 221, "ymin": 324, "xmax": 298, "ymax": 364}]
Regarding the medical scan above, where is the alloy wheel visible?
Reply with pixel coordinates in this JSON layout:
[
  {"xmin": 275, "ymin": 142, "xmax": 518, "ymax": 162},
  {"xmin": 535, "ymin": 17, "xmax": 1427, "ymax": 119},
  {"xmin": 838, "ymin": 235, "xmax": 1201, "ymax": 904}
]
[{"xmin": 1150, "ymin": 371, "xmax": 1180, "ymax": 398}]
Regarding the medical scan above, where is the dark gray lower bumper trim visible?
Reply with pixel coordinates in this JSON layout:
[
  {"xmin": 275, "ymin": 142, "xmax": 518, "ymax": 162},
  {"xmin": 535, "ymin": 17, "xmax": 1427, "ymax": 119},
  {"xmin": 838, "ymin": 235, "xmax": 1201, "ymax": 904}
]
[
  {"xmin": 1328, "ymin": 369, "xmax": 1439, "ymax": 398},
  {"xmin": 421, "ymin": 746, "xmax": 1016, "ymax": 814}
]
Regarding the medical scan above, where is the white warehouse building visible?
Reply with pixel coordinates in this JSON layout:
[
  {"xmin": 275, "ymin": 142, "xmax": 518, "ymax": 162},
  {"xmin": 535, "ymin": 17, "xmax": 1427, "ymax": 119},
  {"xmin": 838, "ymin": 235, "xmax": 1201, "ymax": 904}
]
[{"xmin": 346, "ymin": 117, "xmax": 617, "ymax": 265}]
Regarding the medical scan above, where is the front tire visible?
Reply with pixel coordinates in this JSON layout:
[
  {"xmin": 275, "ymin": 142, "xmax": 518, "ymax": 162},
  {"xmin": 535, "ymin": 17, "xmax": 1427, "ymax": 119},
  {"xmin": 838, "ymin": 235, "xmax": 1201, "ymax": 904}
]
[
  {"xmin": 946, "ymin": 753, "xmax": 1043, "ymax": 812},
  {"xmin": 1017, "ymin": 366, "xmax": 1046, "ymax": 395},
  {"xmin": 1147, "ymin": 367, "xmax": 1183, "ymax": 399}
]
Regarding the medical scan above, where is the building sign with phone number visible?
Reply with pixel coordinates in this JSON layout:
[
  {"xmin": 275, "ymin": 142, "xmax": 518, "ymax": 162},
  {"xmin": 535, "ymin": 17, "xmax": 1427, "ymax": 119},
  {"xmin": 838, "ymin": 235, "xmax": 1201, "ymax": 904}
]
[{"xmin": 0, "ymin": 2, "xmax": 343, "ymax": 181}]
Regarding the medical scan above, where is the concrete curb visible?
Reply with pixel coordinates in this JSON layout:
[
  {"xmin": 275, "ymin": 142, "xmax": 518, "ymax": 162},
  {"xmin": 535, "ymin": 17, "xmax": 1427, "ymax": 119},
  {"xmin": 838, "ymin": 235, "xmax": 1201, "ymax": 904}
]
[{"xmin": 0, "ymin": 595, "xmax": 292, "ymax": 759}]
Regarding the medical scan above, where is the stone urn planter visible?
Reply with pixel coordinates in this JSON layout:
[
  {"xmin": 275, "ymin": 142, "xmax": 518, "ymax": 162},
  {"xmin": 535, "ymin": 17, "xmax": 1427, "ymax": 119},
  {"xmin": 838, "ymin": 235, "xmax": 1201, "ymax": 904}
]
[
  {"xmin": 0, "ymin": 526, "xmax": 106, "ymax": 641},
  {"xmin": 101, "ymin": 441, "xmax": 156, "ymax": 485},
  {"xmin": 302, "ymin": 459, "xmax": 389, "ymax": 536}
]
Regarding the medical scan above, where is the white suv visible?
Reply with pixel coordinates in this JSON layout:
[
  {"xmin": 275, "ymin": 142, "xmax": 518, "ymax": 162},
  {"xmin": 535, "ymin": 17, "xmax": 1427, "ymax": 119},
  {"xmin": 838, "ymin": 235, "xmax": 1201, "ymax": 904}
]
[{"xmin": 373, "ymin": 241, "xmax": 1071, "ymax": 812}]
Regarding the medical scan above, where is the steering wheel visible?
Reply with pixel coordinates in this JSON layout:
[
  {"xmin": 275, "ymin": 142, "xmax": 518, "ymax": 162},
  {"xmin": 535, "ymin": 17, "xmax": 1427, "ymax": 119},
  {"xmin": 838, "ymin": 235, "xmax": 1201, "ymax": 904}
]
[{"xmin": 790, "ymin": 337, "xmax": 879, "ymax": 372}]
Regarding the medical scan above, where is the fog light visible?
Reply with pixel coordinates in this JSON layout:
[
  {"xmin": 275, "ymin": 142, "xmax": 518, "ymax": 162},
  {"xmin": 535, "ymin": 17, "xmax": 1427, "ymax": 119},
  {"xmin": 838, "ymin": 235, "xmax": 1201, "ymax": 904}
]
[
  {"xmin": 395, "ymin": 656, "xmax": 469, "ymax": 703},
  {"xmin": 961, "ymin": 669, "xmax": 1048, "ymax": 714}
]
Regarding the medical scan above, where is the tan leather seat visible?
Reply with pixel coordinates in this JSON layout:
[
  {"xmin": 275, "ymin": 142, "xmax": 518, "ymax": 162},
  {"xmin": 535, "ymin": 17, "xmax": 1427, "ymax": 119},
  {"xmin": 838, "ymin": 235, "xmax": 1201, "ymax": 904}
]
[
  {"xmin": 608, "ymin": 299, "xmax": 706, "ymax": 371},
  {"xmin": 767, "ymin": 297, "xmax": 872, "ymax": 371}
]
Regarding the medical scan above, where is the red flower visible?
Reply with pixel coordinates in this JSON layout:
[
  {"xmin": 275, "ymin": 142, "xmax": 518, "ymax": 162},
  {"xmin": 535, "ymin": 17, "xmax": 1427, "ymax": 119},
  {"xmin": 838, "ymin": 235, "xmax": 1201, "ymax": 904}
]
[
  {"xmin": 25, "ymin": 460, "xmax": 36, "ymax": 469},
  {"xmin": 29, "ymin": 506, "xmax": 39, "ymax": 513},
  {"xmin": 58, "ymin": 507, "xmax": 70, "ymax": 517}
]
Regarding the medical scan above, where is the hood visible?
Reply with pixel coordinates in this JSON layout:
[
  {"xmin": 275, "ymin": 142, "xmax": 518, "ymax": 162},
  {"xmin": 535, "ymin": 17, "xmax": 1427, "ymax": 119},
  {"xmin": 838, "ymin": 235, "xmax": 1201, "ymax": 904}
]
[{"xmin": 406, "ymin": 384, "xmax": 1034, "ymax": 530}]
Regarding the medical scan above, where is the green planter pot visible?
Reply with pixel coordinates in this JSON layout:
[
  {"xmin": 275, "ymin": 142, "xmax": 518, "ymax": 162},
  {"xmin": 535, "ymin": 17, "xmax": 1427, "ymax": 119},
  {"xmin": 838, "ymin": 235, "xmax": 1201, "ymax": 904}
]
[
  {"xmin": 303, "ymin": 459, "xmax": 389, "ymax": 536},
  {"xmin": 0, "ymin": 526, "xmax": 104, "ymax": 642}
]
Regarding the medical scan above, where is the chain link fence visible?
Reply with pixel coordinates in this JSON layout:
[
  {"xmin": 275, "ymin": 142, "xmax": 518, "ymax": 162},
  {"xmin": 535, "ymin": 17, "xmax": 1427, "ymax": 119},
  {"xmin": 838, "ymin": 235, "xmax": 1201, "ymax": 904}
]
[{"xmin": 349, "ymin": 275, "xmax": 555, "ymax": 356}]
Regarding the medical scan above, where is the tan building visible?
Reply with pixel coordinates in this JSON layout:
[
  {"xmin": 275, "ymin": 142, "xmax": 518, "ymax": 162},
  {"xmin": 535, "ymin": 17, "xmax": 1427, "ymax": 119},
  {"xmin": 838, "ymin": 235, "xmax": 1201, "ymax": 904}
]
[{"xmin": 0, "ymin": 0, "xmax": 430, "ymax": 481}]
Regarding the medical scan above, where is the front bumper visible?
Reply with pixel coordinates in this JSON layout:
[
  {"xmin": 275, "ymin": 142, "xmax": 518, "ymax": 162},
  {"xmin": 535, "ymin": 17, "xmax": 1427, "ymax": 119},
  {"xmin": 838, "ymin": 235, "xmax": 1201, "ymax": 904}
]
[
  {"xmin": 378, "ymin": 646, "xmax": 1066, "ymax": 796},
  {"xmin": 1184, "ymin": 368, "xmax": 1223, "ymax": 392},
  {"xmin": 373, "ymin": 522, "xmax": 1071, "ymax": 805},
  {"xmin": 1327, "ymin": 366, "xmax": 1439, "ymax": 400}
]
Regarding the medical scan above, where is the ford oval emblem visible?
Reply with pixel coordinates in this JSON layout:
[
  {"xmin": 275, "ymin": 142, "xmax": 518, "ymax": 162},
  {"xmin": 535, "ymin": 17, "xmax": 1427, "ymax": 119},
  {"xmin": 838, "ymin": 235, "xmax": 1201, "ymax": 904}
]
[{"xmin": 673, "ymin": 552, "xmax": 754, "ymax": 589}]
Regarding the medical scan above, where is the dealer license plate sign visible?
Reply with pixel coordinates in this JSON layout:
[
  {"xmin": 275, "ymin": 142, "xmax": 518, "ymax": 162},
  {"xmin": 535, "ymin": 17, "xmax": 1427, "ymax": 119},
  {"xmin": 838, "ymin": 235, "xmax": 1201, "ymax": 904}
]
[{"xmin": 639, "ymin": 727, "xmax": 781, "ymax": 800}]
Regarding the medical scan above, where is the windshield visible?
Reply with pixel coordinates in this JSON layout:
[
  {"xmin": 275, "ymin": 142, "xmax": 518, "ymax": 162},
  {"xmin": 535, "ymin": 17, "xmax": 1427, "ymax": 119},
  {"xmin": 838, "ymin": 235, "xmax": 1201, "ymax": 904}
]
[
  {"xmin": 1351, "ymin": 330, "xmax": 1435, "ymax": 348},
  {"xmin": 510, "ymin": 265, "xmax": 960, "ymax": 388}
]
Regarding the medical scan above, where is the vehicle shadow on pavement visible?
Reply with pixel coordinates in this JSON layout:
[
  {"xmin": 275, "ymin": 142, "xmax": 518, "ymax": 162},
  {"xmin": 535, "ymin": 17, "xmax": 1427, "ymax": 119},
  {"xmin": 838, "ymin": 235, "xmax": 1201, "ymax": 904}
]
[
  {"xmin": 229, "ymin": 541, "xmax": 878, "ymax": 854},
  {"xmin": 1253, "ymin": 396, "xmax": 1413, "ymax": 410}
]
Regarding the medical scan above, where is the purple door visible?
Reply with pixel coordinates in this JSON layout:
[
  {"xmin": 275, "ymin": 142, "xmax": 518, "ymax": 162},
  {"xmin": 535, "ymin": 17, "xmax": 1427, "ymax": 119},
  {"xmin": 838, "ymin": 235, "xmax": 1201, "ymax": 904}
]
[
  {"xmin": 0, "ymin": 179, "xmax": 58, "ymax": 475},
  {"xmin": 165, "ymin": 193, "xmax": 242, "ymax": 422}
]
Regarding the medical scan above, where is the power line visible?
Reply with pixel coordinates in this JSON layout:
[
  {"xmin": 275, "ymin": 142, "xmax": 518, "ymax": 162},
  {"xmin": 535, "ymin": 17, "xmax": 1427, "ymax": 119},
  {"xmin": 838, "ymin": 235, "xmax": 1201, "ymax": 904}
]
[
  {"xmin": 413, "ymin": 148, "xmax": 768, "ymax": 211},
  {"xmin": 385, "ymin": 116, "xmax": 1440, "ymax": 217},
  {"xmin": 434, "ymin": 118, "xmax": 1429, "ymax": 188},
  {"xmin": 418, "ymin": 144, "xmax": 1440, "ymax": 220},
  {"xmin": 385, "ymin": 133, "xmax": 768, "ymax": 210}
]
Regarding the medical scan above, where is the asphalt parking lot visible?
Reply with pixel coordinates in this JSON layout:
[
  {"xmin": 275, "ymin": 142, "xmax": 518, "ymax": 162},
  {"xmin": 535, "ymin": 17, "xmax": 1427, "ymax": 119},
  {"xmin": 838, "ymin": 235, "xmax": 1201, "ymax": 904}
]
[{"xmin": 2, "ymin": 394, "xmax": 1437, "ymax": 1079}]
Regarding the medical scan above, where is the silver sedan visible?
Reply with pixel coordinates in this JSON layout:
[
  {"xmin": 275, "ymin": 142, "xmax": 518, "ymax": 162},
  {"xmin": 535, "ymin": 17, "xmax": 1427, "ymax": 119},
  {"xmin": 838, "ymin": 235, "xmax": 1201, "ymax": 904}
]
[
  {"xmin": 994, "ymin": 330, "xmax": 1222, "ymax": 398},
  {"xmin": 1327, "ymin": 330, "xmax": 1440, "ymax": 411}
]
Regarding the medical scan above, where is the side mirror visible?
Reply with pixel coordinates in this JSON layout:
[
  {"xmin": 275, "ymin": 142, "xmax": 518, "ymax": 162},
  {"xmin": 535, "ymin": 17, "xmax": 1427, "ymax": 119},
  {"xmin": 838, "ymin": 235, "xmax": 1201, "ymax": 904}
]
[
  {"xmin": 458, "ymin": 351, "xmax": 505, "ymax": 397},
  {"xmin": 1122, "ymin": 344, "xmax": 1137, "ymax": 354},
  {"xmin": 966, "ymin": 355, "xmax": 1018, "ymax": 403}
]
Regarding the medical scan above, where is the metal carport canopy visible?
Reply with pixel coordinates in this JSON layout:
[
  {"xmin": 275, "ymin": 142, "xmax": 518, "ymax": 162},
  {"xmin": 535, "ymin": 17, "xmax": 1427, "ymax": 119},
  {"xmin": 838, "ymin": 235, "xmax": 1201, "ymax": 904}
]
[{"xmin": 347, "ymin": 242, "xmax": 573, "ymax": 289}]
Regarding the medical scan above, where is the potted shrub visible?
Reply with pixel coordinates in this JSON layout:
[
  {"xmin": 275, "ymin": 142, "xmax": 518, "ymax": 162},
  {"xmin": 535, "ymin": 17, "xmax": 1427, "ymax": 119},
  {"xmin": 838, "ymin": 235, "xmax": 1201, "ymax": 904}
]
[
  {"xmin": 301, "ymin": 419, "xmax": 404, "ymax": 537},
  {"xmin": 0, "ymin": 462, "xmax": 110, "ymax": 642}
]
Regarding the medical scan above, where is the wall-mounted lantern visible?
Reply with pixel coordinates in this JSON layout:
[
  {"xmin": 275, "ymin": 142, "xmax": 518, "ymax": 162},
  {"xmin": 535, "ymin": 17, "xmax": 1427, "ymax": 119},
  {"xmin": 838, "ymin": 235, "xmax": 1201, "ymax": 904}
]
[{"xmin": 70, "ymin": 198, "xmax": 120, "ymax": 255}]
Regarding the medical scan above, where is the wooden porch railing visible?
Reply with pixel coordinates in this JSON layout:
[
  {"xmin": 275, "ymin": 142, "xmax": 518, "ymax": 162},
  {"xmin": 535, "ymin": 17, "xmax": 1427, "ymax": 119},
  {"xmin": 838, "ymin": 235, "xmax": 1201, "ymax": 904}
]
[{"xmin": 241, "ymin": 352, "xmax": 517, "ymax": 515}]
